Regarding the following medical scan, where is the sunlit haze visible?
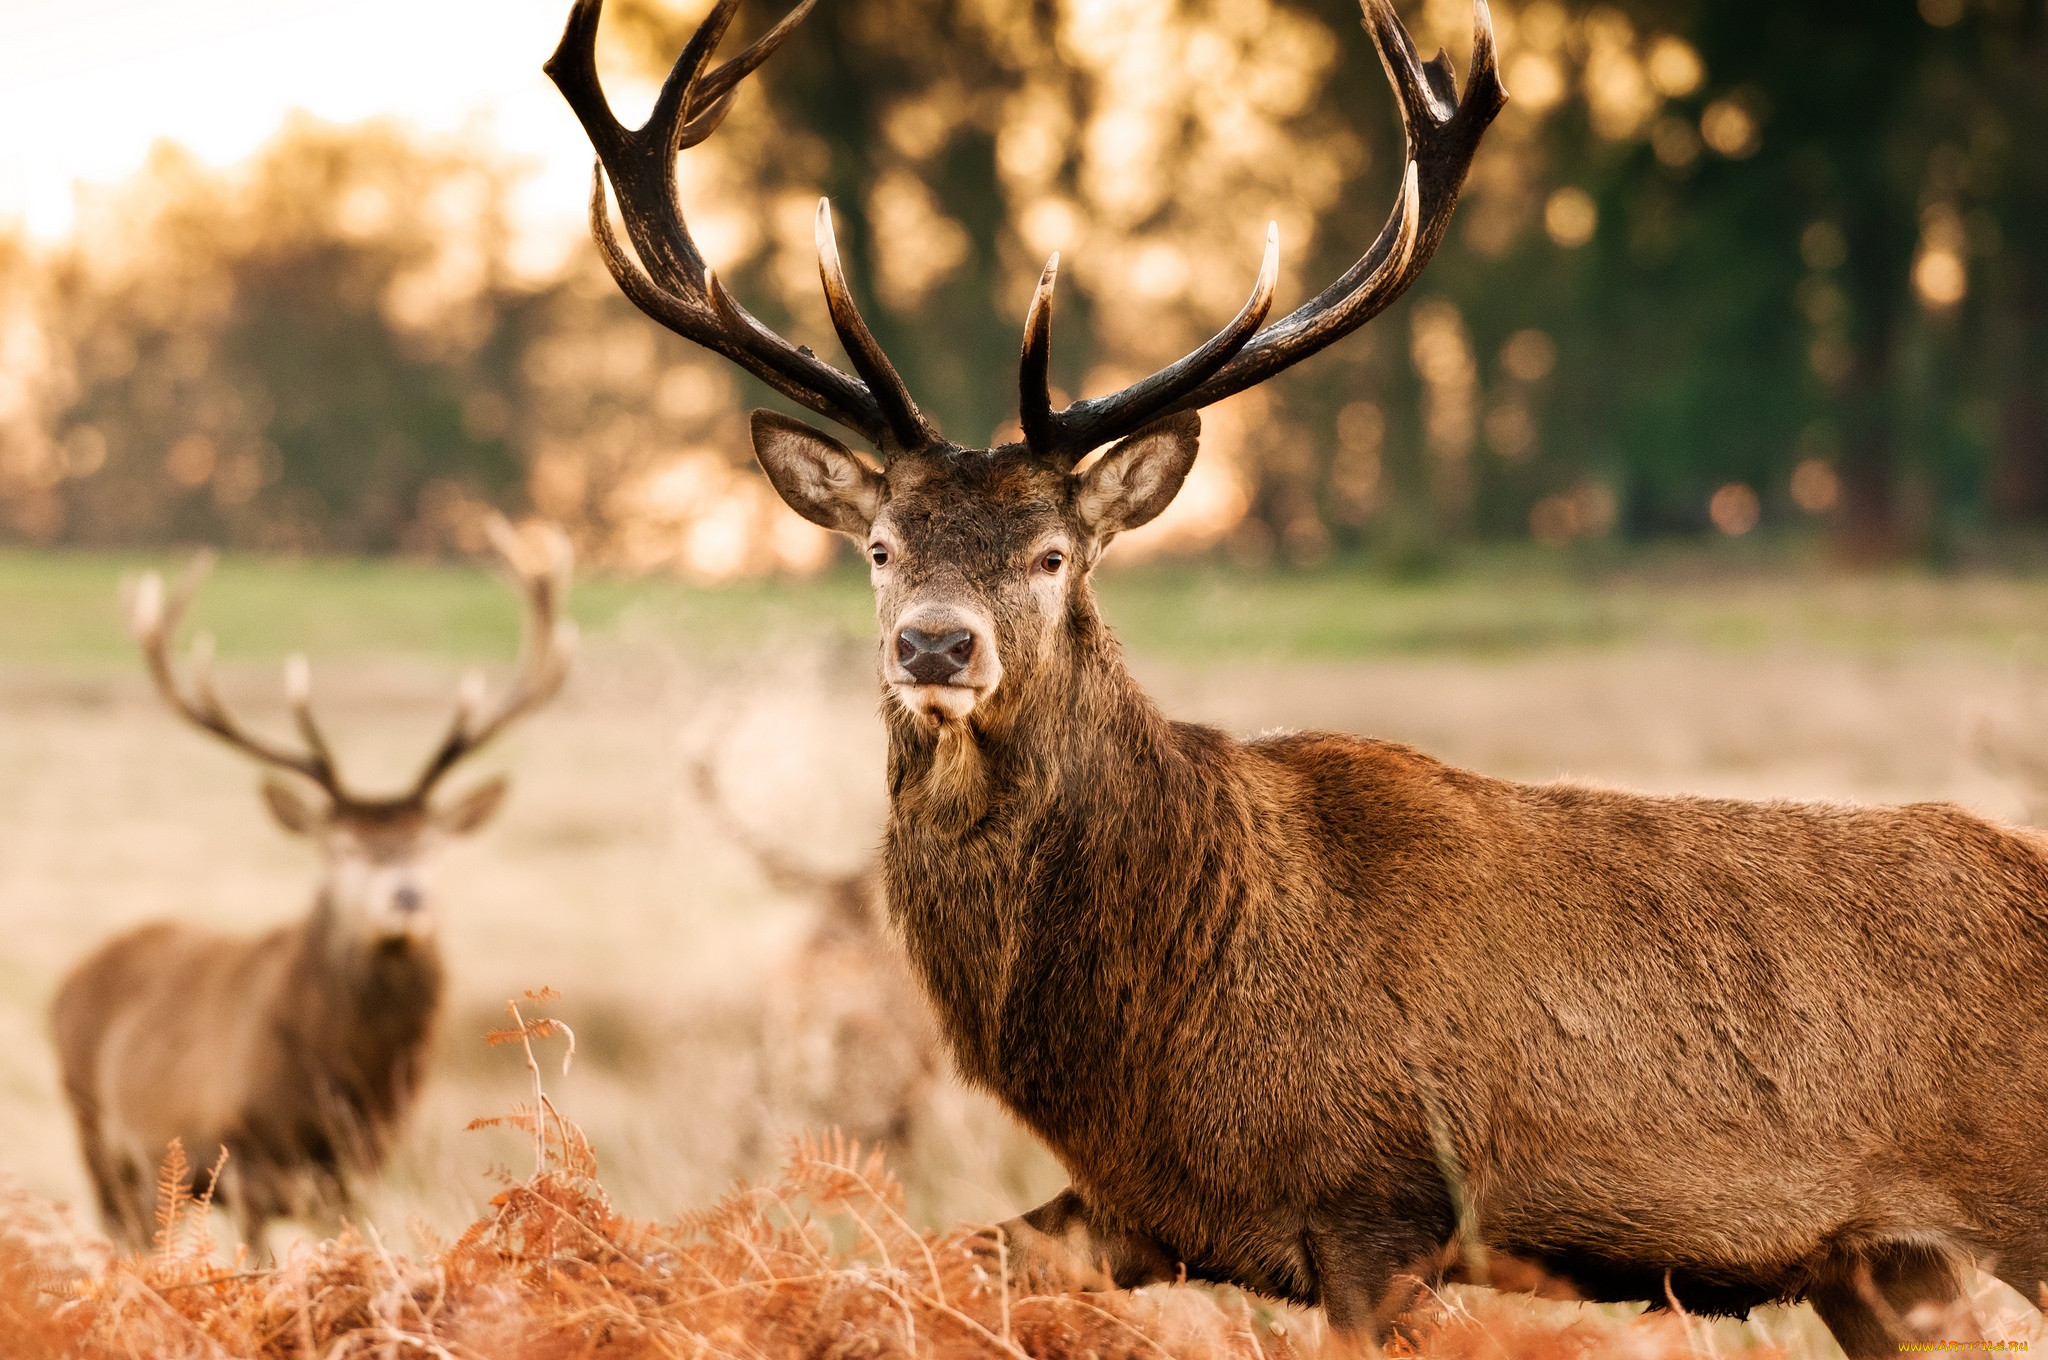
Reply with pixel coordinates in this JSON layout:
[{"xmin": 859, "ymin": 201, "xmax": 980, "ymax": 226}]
[{"xmin": 0, "ymin": 0, "xmax": 627, "ymax": 270}]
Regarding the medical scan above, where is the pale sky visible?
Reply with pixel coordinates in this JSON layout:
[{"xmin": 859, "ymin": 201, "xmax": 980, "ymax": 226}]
[{"xmin": 0, "ymin": 0, "xmax": 643, "ymax": 268}]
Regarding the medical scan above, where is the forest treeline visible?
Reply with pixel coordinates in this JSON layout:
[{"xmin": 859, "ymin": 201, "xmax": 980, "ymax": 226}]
[{"xmin": 0, "ymin": 0, "xmax": 2037, "ymax": 571}]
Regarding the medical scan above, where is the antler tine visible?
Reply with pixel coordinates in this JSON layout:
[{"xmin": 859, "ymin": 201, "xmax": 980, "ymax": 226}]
[
  {"xmin": 691, "ymin": 0, "xmax": 818, "ymax": 118},
  {"xmin": 583, "ymin": 169, "xmax": 884, "ymax": 441},
  {"xmin": 662, "ymin": 0, "xmax": 823, "ymax": 151},
  {"xmin": 281, "ymin": 653, "xmax": 343, "ymax": 782},
  {"xmin": 1177, "ymin": 0, "xmax": 1504, "ymax": 405},
  {"xmin": 1022, "ymin": 0, "xmax": 1504, "ymax": 458},
  {"xmin": 126, "ymin": 553, "xmax": 348, "ymax": 798},
  {"xmin": 817, "ymin": 200, "xmax": 937, "ymax": 452},
  {"xmin": 546, "ymin": 0, "xmax": 626, "ymax": 162},
  {"xmin": 550, "ymin": 0, "xmax": 929, "ymax": 455},
  {"xmin": 405, "ymin": 518, "xmax": 578, "ymax": 802},
  {"xmin": 1019, "ymin": 252, "xmax": 1061, "ymax": 454},
  {"xmin": 1028, "ymin": 223, "xmax": 1280, "ymax": 464},
  {"xmin": 645, "ymin": 0, "xmax": 745, "ymax": 162}
]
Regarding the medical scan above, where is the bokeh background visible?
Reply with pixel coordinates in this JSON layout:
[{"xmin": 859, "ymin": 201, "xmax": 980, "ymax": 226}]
[
  {"xmin": 6, "ymin": 1, "xmax": 2048, "ymax": 1334},
  {"xmin": 5, "ymin": 0, "xmax": 2045, "ymax": 565}
]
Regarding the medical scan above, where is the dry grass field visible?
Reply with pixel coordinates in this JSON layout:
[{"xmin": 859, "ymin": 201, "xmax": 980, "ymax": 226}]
[{"xmin": 7, "ymin": 546, "xmax": 2048, "ymax": 1353}]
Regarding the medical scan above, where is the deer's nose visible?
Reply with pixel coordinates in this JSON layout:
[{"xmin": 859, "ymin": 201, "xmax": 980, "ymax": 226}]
[
  {"xmin": 896, "ymin": 627, "xmax": 975, "ymax": 685},
  {"xmin": 392, "ymin": 884, "xmax": 424, "ymax": 915}
]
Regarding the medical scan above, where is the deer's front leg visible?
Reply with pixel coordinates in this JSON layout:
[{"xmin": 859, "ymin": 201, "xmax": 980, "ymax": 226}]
[
  {"xmin": 1308, "ymin": 1223, "xmax": 1457, "ymax": 1358},
  {"xmin": 994, "ymin": 1188, "xmax": 1177, "ymax": 1292}
]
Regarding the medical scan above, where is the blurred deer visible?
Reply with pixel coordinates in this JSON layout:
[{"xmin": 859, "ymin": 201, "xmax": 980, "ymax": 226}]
[
  {"xmin": 688, "ymin": 717, "xmax": 939, "ymax": 1153},
  {"xmin": 51, "ymin": 520, "xmax": 575, "ymax": 1253},
  {"xmin": 1975, "ymin": 664, "xmax": 2048, "ymax": 826},
  {"xmin": 558, "ymin": 0, "xmax": 2048, "ymax": 1352}
]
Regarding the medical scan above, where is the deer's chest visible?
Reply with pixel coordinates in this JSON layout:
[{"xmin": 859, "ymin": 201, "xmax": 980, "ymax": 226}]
[{"xmin": 884, "ymin": 817, "xmax": 1163, "ymax": 1150}]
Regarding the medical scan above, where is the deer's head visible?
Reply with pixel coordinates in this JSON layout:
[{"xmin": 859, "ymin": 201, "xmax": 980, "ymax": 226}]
[
  {"xmin": 550, "ymin": 0, "xmax": 1503, "ymax": 730},
  {"xmin": 749, "ymin": 408, "xmax": 1209, "ymax": 728},
  {"xmin": 126, "ymin": 520, "xmax": 576, "ymax": 948}
]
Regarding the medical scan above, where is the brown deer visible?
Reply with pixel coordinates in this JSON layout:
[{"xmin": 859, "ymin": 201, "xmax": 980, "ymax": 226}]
[
  {"xmin": 688, "ymin": 713, "xmax": 940, "ymax": 1152},
  {"xmin": 553, "ymin": 0, "xmax": 2047, "ymax": 1353},
  {"xmin": 51, "ymin": 520, "xmax": 575, "ymax": 1253}
]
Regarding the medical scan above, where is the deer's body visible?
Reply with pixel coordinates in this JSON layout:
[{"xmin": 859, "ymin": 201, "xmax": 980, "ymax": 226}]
[
  {"xmin": 691, "ymin": 726, "xmax": 940, "ymax": 1150},
  {"xmin": 886, "ymin": 635, "xmax": 2048, "ymax": 1319},
  {"xmin": 762, "ymin": 871, "xmax": 939, "ymax": 1151},
  {"xmin": 53, "ymin": 521, "xmax": 573, "ymax": 1252},
  {"xmin": 553, "ymin": 0, "xmax": 2045, "ymax": 1348},
  {"xmin": 53, "ymin": 907, "xmax": 442, "ymax": 1247}
]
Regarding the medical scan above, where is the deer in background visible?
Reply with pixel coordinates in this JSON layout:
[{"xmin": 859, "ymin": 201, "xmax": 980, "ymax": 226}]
[
  {"xmin": 558, "ymin": 0, "xmax": 2048, "ymax": 1353},
  {"xmin": 688, "ymin": 714, "xmax": 939, "ymax": 1153},
  {"xmin": 51, "ymin": 520, "xmax": 575, "ymax": 1253},
  {"xmin": 1975, "ymin": 667, "xmax": 2048, "ymax": 827}
]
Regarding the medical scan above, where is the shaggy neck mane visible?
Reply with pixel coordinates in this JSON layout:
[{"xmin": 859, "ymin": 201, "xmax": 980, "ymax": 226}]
[
  {"xmin": 290, "ymin": 897, "xmax": 445, "ymax": 1132},
  {"xmin": 884, "ymin": 592, "xmax": 1256, "ymax": 1154}
]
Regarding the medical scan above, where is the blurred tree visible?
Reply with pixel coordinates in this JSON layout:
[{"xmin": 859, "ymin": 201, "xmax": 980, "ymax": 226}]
[
  {"xmin": 16, "ymin": 115, "xmax": 827, "ymax": 575},
  {"xmin": 6, "ymin": 0, "xmax": 2047, "ymax": 569},
  {"xmin": 605, "ymin": 0, "xmax": 2048, "ymax": 563},
  {"xmin": 1537, "ymin": 0, "xmax": 2047, "ymax": 559},
  {"xmin": 41, "ymin": 122, "xmax": 531, "ymax": 553}
]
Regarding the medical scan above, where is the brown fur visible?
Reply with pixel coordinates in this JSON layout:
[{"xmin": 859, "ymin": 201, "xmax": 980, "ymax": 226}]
[
  {"xmin": 50, "ymin": 814, "xmax": 444, "ymax": 1251},
  {"xmin": 740, "ymin": 413, "xmax": 2048, "ymax": 1357}
]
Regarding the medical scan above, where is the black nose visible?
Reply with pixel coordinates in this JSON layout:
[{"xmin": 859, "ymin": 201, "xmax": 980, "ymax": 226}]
[
  {"xmin": 896, "ymin": 627, "xmax": 974, "ymax": 685},
  {"xmin": 392, "ymin": 885, "xmax": 424, "ymax": 914}
]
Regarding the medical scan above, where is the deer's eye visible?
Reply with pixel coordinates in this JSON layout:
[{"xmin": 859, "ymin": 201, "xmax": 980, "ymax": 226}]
[
  {"xmin": 869, "ymin": 545, "xmax": 890, "ymax": 567},
  {"xmin": 1039, "ymin": 549, "xmax": 1065, "ymax": 574}
]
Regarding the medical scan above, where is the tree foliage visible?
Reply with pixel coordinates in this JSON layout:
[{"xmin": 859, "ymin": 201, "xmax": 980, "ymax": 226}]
[{"xmin": 1, "ymin": 0, "xmax": 2043, "ymax": 567}]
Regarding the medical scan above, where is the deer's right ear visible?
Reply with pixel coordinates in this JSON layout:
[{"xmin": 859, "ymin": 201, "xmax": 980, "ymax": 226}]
[
  {"xmin": 260, "ymin": 777, "xmax": 327, "ymax": 836},
  {"xmin": 751, "ymin": 410, "xmax": 885, "ymax": 538}
]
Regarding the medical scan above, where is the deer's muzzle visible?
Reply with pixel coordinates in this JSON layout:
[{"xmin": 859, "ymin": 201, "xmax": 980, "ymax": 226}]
[{"xmin": 886, "ymin": 607, "xmax": 1001, "ymax": 723}]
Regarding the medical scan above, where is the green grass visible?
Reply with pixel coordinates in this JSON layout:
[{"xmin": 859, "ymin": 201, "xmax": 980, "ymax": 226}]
[
  {"xmin": 9, "ymin": 545, "xmax": 2048, "ymax": 668},
  {"xmin": 0, "ymin": 549, "xmax": 875, "ymax": 665},
  {"xmin": 1102, "ymin": 554, "xmax": 2048, "ymax": 659}
]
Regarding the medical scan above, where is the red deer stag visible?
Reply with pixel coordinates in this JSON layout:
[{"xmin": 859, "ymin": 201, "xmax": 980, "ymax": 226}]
[
  {"xmin": 554, "ymin": 0, "xmax": 2046, "ymax": 1352},
  {"xmin": 689, "ymin": 716, "xmax": 939, "ymax": 1152},
  {"xmin": 52, "ymin": 520, "xmax": 575, "ymax": 1252}
]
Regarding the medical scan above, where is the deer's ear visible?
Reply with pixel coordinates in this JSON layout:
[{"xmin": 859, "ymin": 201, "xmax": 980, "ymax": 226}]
[
  {"xmin": 1073, "ymin": 411, "xmax": 1201, "ymax": 539},
  {"xmin": 260, "ymin": 777, "xmax": 327, "ymax": 836},
  {"xmin": 751, "ymin": 410, "xmax": 885, "ymax": 538},
  {"xmin": 435, "ymin": 775, "xmax": 510, "ymax": 837}
]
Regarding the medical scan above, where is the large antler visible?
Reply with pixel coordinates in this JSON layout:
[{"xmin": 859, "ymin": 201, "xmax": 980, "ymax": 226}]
[
  {"xmin": 547, "ymin": 0, "xmax": 937, "ymax": 454},
  {"xmin": 127, "ymin": 555, "xmax": 351, "ymax": 800},
  {"xmin": 129, "ymin": 523, "xmax": 578, "ymax": 807},
  {"xmin": 402, "ymin": 519, "xmax": 579, "ymax": 803},
  {"xmin": 1020, "ymin": 0, "xmax": 1507, "ymax": 464}
]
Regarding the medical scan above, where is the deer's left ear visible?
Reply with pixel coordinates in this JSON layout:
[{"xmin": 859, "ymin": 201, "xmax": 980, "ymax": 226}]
[
  {"xmin": 435, "ymin": 775, "xmax": 510, "ymax": 836},
  {"xmin": 1073, "ymin": 411, "xmax": 1201, "ymax": 539}
]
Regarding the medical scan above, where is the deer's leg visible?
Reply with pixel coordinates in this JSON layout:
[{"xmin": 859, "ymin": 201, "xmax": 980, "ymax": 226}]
[
  {"xmin": 995, "ymin": 1188, "xmax": 1176, "ymax": 1291},
  {"xmin": 1307, "ymin": 1223, "xmax": 1455, "ymax": 1356},
  {"xmin": 220, "ymin": 1159, "xmax": 282, "ymax": 1265},
  {"xmin": 72, "ymin": 1121, "xmax": 133, "ymax": 1248},
  {"xmin": 1810, "ymin": 1246, "xmax": 1973, "ymax": 1360},
  {"xmin": 109, "ymin": 1153, "xmax": 155, "ymax": 1252},
  {"xmin": 1988, "ymin": 1244, "xmax": 2048, "ymax": 1314},
  {"xmin": 1974, "ymin": 1214, "xmax": 2048, "ymax": 1313}
]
